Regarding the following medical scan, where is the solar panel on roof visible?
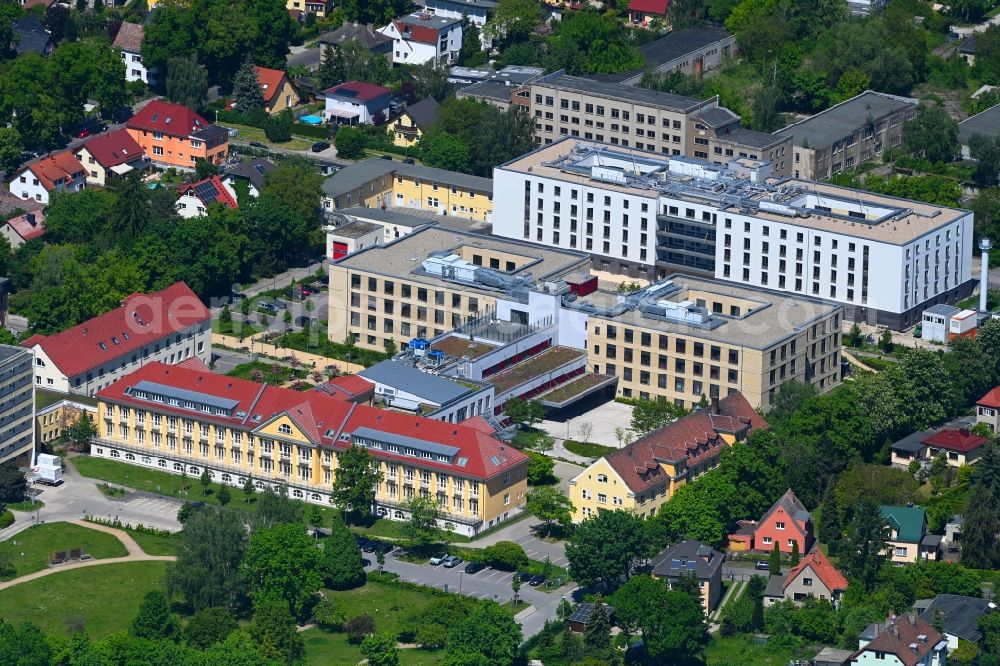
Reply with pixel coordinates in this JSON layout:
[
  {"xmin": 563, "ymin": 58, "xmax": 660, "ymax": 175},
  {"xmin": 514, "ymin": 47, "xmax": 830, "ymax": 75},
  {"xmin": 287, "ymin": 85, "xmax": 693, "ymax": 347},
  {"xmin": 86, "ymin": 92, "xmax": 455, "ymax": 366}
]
[
  {"xmin": 193, "ymin": 180, "xmax": 220, "ymax": 202},
  {"xmin": 338, "ymin": 88, "xmax": 359, "ymax": 97},
  {"xmin": 253, "ymin": 164, "xmax": 266, "ymax": 175}
]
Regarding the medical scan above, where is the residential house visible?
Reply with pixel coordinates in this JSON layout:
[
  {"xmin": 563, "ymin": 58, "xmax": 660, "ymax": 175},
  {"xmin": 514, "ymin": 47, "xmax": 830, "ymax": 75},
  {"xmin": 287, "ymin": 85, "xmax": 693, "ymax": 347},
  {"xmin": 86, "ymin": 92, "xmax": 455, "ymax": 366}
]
[
  {"xmin": 22, "ymin": 282, "xmax": 212, "ymax": 396},
  {"xmin": 850, "ymin": 612, "xmax": 946, "ymax": 666},
  {"xmin": 126, "ymin": 100, "xmax": 229, "ymax": 170},
  {"xmin": 393, "ymin": 98, "xmax": 440, "ymax": 148},
  {"xmin": 113, "ymin": 22, "xmax": 155, "ymax": 86},
  {"xmin": 976, "ymin": 385, "xmax": 1000, "ymax": 431},
  {"xmin": 11, "ymin": 153, "xmax": 86, "ymax": 204},
  {"xmin": 650, "ymin": 540, "xmax": 724, "ymax": 614},
  {"xmin": 750, "ymin": 489, "xmax": 814, "ymax": 555},
  {"xmin": 918, "ymin": 594, "xmax": 996, "ymax": 653},
  {"xmin": 92, "ymin": 360, "xmax": 530, "ymax": 535},
  {"xmin": 0, "ymin": 209, "xmax": 45, "ymax": 249},
  {"xmin": 0, "ymin": 345, "xmax": 35, "ymax": 465},
  {"xmin": 318, "ymin": 22, "xmax": 393, "ymax": 60},
  {"xmin": 285, "ymin": 0, "xmax": 333, "ymax": 18},
  {"xmin": 880, "ymin": 505, "xmax": 940, "ymax": 564},
  {"xmin": 775, "ymin": 549, "xmax": 848, "ymax": 606},
  {"xmin": 569, "ymin": 394, "xmax": 768, "ymax": 522},
  {"xmin": 958, "ymin": 35, "xmax": 977, "ymax": 65},
  {"xmin": 255, "ymin": 66, "xmax": 298, "ymax": 115},
  {"xmin": 176, "ymin": 175, "xmax": 239, "ymax": 218},
  {"xmin": 323, "ymin": 81, "xmax": 393, "ymax": 125},
  {"xmin": 628, "ymin": 0, "xmax": 669, "ymax": 25},
  {"xmin": 891, "ymin": 425, "xmax": 988, "ymax": 469},
  {"xmin": 73, "ymin": 128, "xmax": 147, "ymax": 186},
  {"xmin": 414, "ymin": 0, "xmax": 494, "ymax": 46},
  {"xmin": 221, "ymin": 158, "xmax": 277, "ymax": 199},
  {"xmin": 379, "ymin": 14, "xmax": 462, "ymax": 66},
  {"xmin": 958, "ymin": 103, "xmax": 1000, "ymax": 161},
  {"xmin": 12, "ymin": 15, "xmax": 52, "ymax": 56}
]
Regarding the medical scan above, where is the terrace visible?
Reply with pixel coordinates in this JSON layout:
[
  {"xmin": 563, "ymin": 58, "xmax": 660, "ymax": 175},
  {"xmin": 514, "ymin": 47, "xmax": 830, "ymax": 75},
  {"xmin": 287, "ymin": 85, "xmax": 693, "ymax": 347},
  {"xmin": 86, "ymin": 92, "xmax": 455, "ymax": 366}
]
[
  {"xmin": 431, "ymin": 335, "xmax": 499, "ymax": 360},
  {"xmin": 488, "ymin": 346, "xmax": 586, "ymax": 395},
  {"xmin": 537, "ymin": 373, "xmax": 617, "ymax": 409}
]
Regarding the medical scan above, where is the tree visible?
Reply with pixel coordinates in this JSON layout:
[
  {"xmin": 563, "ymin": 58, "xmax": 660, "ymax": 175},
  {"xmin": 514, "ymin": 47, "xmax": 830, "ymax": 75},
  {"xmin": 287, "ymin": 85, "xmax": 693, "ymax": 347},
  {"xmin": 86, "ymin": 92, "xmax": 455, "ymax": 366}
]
[
  {"xmin": 335, "ymin": 126, "xmax": 367, "ymax": 159},
  {"xmin": 411, "ymin": 62, "xmax": 453, "ymax": 102},
  {"xmin": 166, "ymin": 507, "xmax": 249, "ymax": 612},
  {"xmin": 961, "ymin": 483, "xmax": 1000, "ymax": 569},
  {"xmin": 243, "ymin": 476, "xmax": 256, "ymax": 502},
  {"xmin": 750, "ymin": 81, "xmax": 784, "ymax": 133},
  {"xmin": 182, "ymin": 607, "xmax": 238, "ymax": 649},
  {"xmin": 459, "ymin": 16, "xmax": 483, "ymax": 66},
  {"xmin": 253, "ymin": 486, "xmax": 304, "ymax": 530},
  {"xmin": 503, "ymin": 397, "xmax": 545, "ymax": 429},
  {"xmin": 544, "ymin": 11, "xmax": 644, "ymax": 75},
  {"xmin": 313, "ymin": 597, "xmax": 347, "ymax": 630},
  {"xmin": 200, "ymin": 469, "xmax": 212, "ymax": 495},
  {"xmin": 321, "ymin": 515, "xmax": 366, "ymax": 590},
  {"xmin": 250, "ymin": 595, "xmax": 305, "ymax": 664},
  {"xmin": 611, "ymin": 576, "xmax": 708, "ymax": 662},
  {"xmin": 331, "ymin": 444, "xmax": 382, "ymax": 521},
  {"xmin": 583, "ymin": 596, "xmax": 615, "ymax": 664},
  {"xmin": 165, "ymin": 57, "xmax": 209, "ymax": 109},
  {"xmin": 484, "ymin": 0, "xmax": 543, "ymax": 46},
  {"xmin": 130, "ymin": 590, "xmax": 180, "ymax": 640},
  {"xmin": 769, "ymin": 541, "xmax": 781, "ymax": 575},
  {"xmin": 526, "ymin": 486, "xmax": 573, "ymax": 536},
  {"xmin": 243, "ymin": 522, "xmax": 323, "ymax": 620},
  {"xmin": 841, "ymin": 500, "xmax": 889, "ymax": 592},
  {"xmin": 526, "ymin": 450, "xmax": 556, "ymax": 485},
  {"xmin": 64, "ymin": 412, "xmax": 98, "ymax": 452},
  {"xmin": 233, "ymin": 59, "xmax": 266, "ymax": 119},
  {"xmin": 0, "ymin": 461, "xmax": 27, "ymax": 503},
  {"xmin": 818, "ymin": 485, "xmax": 842, "ymax": 555},
  {"xmin": 383, "ymin": 338, "xmax": 397, "ymax": 357},
  {"xmin": 577, "ymin": 421, "xmax": 594, "ymax": 443},
  {"xmin": 404, "ymin": 495, "xmax": 441, "ymax": 551},
  {"xmin": 511, "ymin": 573, "xmax": 521, "ymax": 605},
  {"xmin": 318, "ymin": 44, "xmax": 343, "ymax": 89},
  {"xmin": 262, "ymin": 160, "xmax": 324, "ymax": 223},
  {"xmin": 903, "ymin": 105, "xmax": 960, "ymax": 164},
  {"xmin": 0, "ymin": 127, "xmax": 22, "ymax": 176},
  {"xmin": 879, "ymin": 328, "xmax": 893, "ymax": 353},
  {"xmin": 969, "ymin": 134, "xmax": 1000, "ymax": 187},
  {"xmin": 566, "ymin": 509, "xmax": 646, "ymax": 587},
  {"xmin": 481, "ymin": 541, "xmax": 530, "ymax": 571},
  {"xmin": 419, "ymin": 131, "xmax": 471, "ymax": 173},
  {"xmin": 217, "ymin": 484, "xmax": 231, "ymax": 506},
  {"xmin": 790, "ymin": 539, "xmax": 800, "ymax": 567},
  {"xmin": 444, "ymin": 602, "xmax": 522, "ymax": 666},
  {"xmin": 361, "ymin": 633, "xmax": 399, "ymax": 666},
  {"xmin": 112, "ymin": 171, "xmax": 152, "ymax": 239},
  {"xmin": 45, "ymin": 4, "xmax": 70, "ymax": 43},
  {"xmin": 630, "ymin": 397, "xmax": 687, "ymax": 436}
]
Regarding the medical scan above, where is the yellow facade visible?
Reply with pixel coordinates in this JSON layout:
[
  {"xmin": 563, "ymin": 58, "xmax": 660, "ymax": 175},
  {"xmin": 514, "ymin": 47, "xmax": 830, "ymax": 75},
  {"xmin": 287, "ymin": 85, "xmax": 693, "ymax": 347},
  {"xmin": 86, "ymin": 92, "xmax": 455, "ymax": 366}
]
[
  {"xmin": 93, "ymin": 397, "xmax": 527, "ymax": 531},
  {"xmin": 37, "ymin": 400, "xmax": 98, "ymax": 446},
  {"xmin": 389, "ymin": 173, "xmax": 493, "ymax": 222},
  {"xmin": 393, "ymin": 113, "xmax": 423, "ymax": 149},
  {"xmin": 264, "ymin": 78, "xmax": 299, "ymax": 115}
]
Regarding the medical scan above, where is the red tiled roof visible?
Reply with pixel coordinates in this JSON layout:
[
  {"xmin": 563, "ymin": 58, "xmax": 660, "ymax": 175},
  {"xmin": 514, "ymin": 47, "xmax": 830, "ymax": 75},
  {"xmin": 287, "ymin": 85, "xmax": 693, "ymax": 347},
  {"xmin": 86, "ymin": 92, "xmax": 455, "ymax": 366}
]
[
  {"xmin": 851, "ymin": 613, "xmax": 942, "ymax": 666},
  {"xmin": 783, "ymin": 549, "xmax": 847, "ymax": 594},
  {"xmin": 3, "ymin": 209, "xmax": 45, "ymax": 242},
  {"xmin": 127, "ymin": 100, "xmax": 211, "ymax": 137},
  {"xmin": 393, "ymin": 20, "xmax": 441, "ymax": 45},
  {"xmin": 112, "ymin": 22, "xmax": 144, "ymax": 52},
  {"xmin": 76, "ymin": 128, "xmax": 144, "ymax": 168},
  {"xmin": 604, "ymin": 393, "xmax": 768, "ymax": 494},
  {"xmin": 96, "ymin": 363, "xmax": 529, "ymax": 481},
  {"xmin": 325, "ymin": 374, "xmax": 375, "ymax": 398},
  {"xmin": 178, "ymin": 175, "xmax": 239, "ymax": 209},
  {"xmin": 922, "ymin": 428, "xmax": 987, "ymax": 454},
  {"xmin": 22, "ymin": 282, "xmax": 210, "ymax": 378},
  {"xmin": 756, "ymin": 488, "xmax": 811, "ymax": 538},
  {"xmin": 254, "ymin": 66, "xmax": 287, "ymax": 104},
  {"xmin": 977, "ymin": 386, "xmax": 1000, "ymax": 408},
  {"xmin": 176, "ymin": 357, "xmax": 212, "ymax": 372},
  {"xmin": 628, "ymin": 0, "xmax": 669, "ymax": 14},
  {"xmin": 20, "ymin": 152, "xmax": 85, "ymax": 190},
  {"xmin": 324, "ymin": 81, "xmax": 392, "ymax": 102}
]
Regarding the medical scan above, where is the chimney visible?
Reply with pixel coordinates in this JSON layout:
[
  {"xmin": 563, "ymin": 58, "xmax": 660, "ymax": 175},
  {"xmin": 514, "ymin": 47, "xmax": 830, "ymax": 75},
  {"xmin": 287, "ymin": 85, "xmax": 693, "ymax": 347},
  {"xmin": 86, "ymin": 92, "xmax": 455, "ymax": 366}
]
[
  {"xmin": 711, "ymin": 395, "xmax": 720, "ymax": 414},
  {"xmin": 981, "ymin": 238, "xmax": 991, "ymax": 312}
]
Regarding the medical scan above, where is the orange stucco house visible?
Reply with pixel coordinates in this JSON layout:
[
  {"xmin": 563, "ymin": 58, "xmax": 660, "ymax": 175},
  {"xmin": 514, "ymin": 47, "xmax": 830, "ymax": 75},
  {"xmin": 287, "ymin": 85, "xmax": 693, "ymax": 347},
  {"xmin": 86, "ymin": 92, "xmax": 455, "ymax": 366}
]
[{"xmin": 126, "ymin": 100, "xmax": 228, "ymax": 170}]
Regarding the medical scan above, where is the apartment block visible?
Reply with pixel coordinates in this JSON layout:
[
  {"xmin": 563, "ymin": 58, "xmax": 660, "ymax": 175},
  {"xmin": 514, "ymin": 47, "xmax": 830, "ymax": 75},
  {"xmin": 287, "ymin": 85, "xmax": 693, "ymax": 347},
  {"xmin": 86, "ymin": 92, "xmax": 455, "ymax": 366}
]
[
  {"xmin": 321, "ymin": 159, "xmax": 494, "ymax": 223},
  {"xmin": 93, "ymin": 362, "xmax": 529, "ymax": 535},
  {"xmin": 528, "ymin": 70, "xmax": 790, "ymax": 175},
  {"xmin": 327, "ymin": 226, "xmax": 590, "ymax": 353},
  {"xmin": 774, "ymin": 90, "xmax": 918, "ymax": 181},
  {"xmin": 492, "ymin": 139, "xmax": 975, "ymax": 329},
  {"xmin": 0, "ymin": 345, "xmax": 35, "ymax": 465}
]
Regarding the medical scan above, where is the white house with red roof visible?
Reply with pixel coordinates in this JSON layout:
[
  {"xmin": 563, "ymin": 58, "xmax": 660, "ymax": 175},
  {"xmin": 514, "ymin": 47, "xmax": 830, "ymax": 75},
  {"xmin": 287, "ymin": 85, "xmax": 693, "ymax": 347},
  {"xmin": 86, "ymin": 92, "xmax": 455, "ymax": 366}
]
[
  {"xmin": 11, "ymin": 153, "xmax": 86, "ymax": 204},
  {"xmin": 175, "ymin": 175, "xmax": 239, "ymax": 218},
  {"xmin": 0, "ymin": 209, "xmax": 45, "ymax": 249},
  {"xmin": 764, "ymin": 548, "xmax": 848, "ymax": 607},
  {"xmin": 254, "ymin": 66, "xmax": 299, "ymax": 115},
  {"xmin": 322, "ymin": 81, "xmax": 393, "ymax": 124},
  {"xmin": 378, "ymin": 13, "xmax": 462, "ymax": 66},
  {"xmin": 851, "ymin": 612, "xmax": 946, "ymax": 666},
  {"xmin": 73, "ymin": 128, "xmax": 147, "ymax": 186},
  {"xmin": 976, "ymin": 385, "xmax": 1000, "ymax": 432},
  {"xmin": 21, "ymin": 282, "xmax": 212, "ymax": 396},
  {"xmin": 91, "ymin": 360, "xmax": 529, "ymax": 534},
  {"xmin": 113, "ymin": 22, "xmax": 156, "ymax": 86},
  {"xmin": 628, "ymin": 0, "xmax": 669, "ymax": 25}
]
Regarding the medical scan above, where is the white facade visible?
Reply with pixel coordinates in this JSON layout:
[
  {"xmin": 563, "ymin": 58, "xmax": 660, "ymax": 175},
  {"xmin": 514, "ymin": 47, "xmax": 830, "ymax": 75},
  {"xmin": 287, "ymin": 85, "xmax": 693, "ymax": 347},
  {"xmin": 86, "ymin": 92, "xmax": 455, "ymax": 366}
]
[
  {"xmin": 379, "ymin": 16, "xmax": 462, "ymax": 66},
  {"xmin": 12, "ymin": 165, "xmax": 85, "ymax": 204},
  {"xmin": 30, "ymin": 322, "xmax": 212, "ymax": 396},
  {"xmin": 324, "ymin": 96, "xmax": 382, "ymax": 125},
  {"xmin": 120, "ymin": 49, "xmax": 155, "ymax": 86},
  {"xmin": 175, "ymin": 193, "xmax": 209, "ymax": 218}
]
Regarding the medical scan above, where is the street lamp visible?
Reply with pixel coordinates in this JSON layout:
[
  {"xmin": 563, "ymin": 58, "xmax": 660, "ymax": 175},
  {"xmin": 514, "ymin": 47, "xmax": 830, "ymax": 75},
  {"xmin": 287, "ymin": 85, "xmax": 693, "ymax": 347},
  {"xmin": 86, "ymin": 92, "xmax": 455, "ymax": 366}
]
[{"xmin": 459, "ymin": 570, "xmax": 463, "ymax": 594}]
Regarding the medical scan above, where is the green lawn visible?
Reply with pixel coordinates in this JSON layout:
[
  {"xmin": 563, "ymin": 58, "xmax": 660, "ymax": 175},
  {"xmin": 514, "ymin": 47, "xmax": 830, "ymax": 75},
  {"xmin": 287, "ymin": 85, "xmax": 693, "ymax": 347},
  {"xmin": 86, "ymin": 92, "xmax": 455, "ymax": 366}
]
[
  {"xmin": 563, "ymin": 440, "xmax": 616, "ymax": 458},
  {"xmin": 225, "ymin": 360, "xmax": 308, "ymax": 384},
  {"xmin": 0, "ymin": 522, "xmax": 128, "ymax": 579},
  {"xmin": 350, "ymin": 519, "xmax": 471, "ymax": 544},
  {"xmin": 703, "ymin": 635, "xmax": 817, "ymax": 666},
  {"xmin": 501, "ymin": 600, "xmax": 530, "ymax": 615},
  {"xmin": 0, "ymin": 561, "xmax": 169, "ymax": 638},
  {"xmin": 303, "ymin": 629, "xmax": 444, "ymax": 666},
  {"xmin": 212, "ymin": 317, "xmax": 263, "ymax": 338},
  {"xmin": 114, "ymin": 526, "xmax": 181, "ymax": 556},
  {"xmin": 6, "ymin": 499, "xmax": 44, "ymax": 511},
  {"xmin": 223, "ymin": 122, "xmax": 315, "ymax": 151}
]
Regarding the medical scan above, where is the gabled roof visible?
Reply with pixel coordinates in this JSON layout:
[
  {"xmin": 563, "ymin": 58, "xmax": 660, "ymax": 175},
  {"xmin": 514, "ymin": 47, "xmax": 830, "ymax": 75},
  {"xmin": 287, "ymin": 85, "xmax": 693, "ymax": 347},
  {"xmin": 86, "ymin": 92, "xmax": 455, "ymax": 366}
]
[
  {"xmin": 880, "ymin": 505, "xmax": 926, "ymax": 544},
  {"xmin": 321, "ymin": 374, "xmax": 375, "ymax": 399},
  {"xmin": 918, "ymin": 595, "xmax": 995, "ymax": 643},
  {"xmin": 96, "ymin": 362, "xmax": 528, "ymax": 481},
  {"xmin": 22, "ymin": 282, "xmax": 210, "ymax": 378},
  {"xmin": 628, "ymin": 0, "xmax": 669, "ymax": 14},
  {"xmin": 922, "ymin": 428, "xmax": 987, "ymax": 454},
  {"xmin": 112, "ymin": 22, "xmax": 145, "ymax": 52},
  {"xmin": 254, "ymin": 66, "xmax": 289, "ymax": 104},
  {"xmin": 127, "ymin": 101, "xmax": 211, "ymax": 137},
  {"xmin": 13, "ymin": 15, "xmax": 51, "ymax": 55},
  {"xmin": 178, "ymin": 175, "xmax": 239, "ymax": 210},
  {"xmin": 319, "ymin": 22, "xmax": 393, "ymax": 49},
  {"xmin": 650, "ymin": 540, "xmax": 724, "ymax": 580},
  {"xmin": 324, "ymin": 81, "xmax": 393, "ymax": 102},
  {"xmin": 401, "ymin": 98, "xmax": 440, "ymax": 129},
  {"xmin": 757, "ymin": 489, "xmax": 811, "ymax": 537},
  {"xmin": 76, "ymin": 129, "xmax": 144, "ymax": 168},
  {"xmin": 390, "ymin": 14, "xmax": 461, "ymax": 45},
  {"xmin": 223, "ymin": 158, "xmax": 278, "ymax": 190},
  {"xmin": 977, "ymin": 386, "xmax": 1000, "ymax": 409},
  {"xmin": 19, "ymin": 152, "xmax": 85, "ymax": 190},
  {"xmin": 3, "ymin": 209, "xmax": 46, "ymax": 242},
  {"xmin": 853, "ymin": 613, "xmax": 943, "ymax": 666},
  {"xmin": 783, "ymin": 549, "xmax": 847, "ymax": 594},
  {"xmin": 602, "ymin": 393, "xmax": 766, "ymax": 494}
]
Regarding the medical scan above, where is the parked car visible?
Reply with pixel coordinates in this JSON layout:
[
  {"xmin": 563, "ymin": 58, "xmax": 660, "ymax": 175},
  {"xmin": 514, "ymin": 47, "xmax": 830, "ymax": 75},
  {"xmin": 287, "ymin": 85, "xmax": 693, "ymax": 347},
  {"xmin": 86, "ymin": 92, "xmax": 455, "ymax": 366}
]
[
  {"xmin": 250, "ymin": 141, "xmax": 267, "ymax": 148},
  {"xmin": 77, "ymin": 128, "xmax": 91, "ymax": 138},
  {"xmin": 311, "ymin": 141, "xmax": 330, "ymax": 153},
  {"xmin": 442, "ymin": 555, "xmax": 463, "ymax": 568},
  {"xmin": 754, "ymin": 560, "xmax": 771, "ymax": 571},
  {"xmin": 402, "ymin": 158, "xmax": 415, "ymax": 164},
  {"xmin": 294, "ymin": 316, "xmax": 318, "ymax": 327},
  {"xmin": 363, "ymin": 541, "xmax": 379, "ymax": 553},
  {"xmin": 380, "ymin": 155, "xmax": 392, "ymax": 160},
  {"xmin": 429, "ymin": 553, "xmax": 448, "ymax": 565},
  {"xmin": 274, "ymin": 300, "xmax": 288, "ymax": 309},
  {"xmin": 515, "ymin": 571, "xmax": 532, "ymax": 583},
  {"xmin": 464, "ymin": 561, "xmax": 486, "ymax": 574},
  {"xmin": 257, "ymin": 302, "xmax": 278, "ymax": 314},
  {"xmin": 529, "ymin": 574, "xmax": 546, "ymax": 587}
]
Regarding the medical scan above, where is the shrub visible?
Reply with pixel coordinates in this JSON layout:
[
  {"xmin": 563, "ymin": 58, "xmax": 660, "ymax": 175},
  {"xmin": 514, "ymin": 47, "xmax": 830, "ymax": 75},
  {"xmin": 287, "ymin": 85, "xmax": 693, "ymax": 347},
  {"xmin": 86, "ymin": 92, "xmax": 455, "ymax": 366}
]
[
  {"xmin": 0, "ymin": 510, "xmax": 14, "ymax": 529},
  {"xmin": 481, "ymin": 541, "xmax": 529, "ymax": 571},
  {"xmin": 313, "ymin": 597, "xmax": 347, "ymax": 631},
  {"xmin": 344, "ymin": 613, "xmax": 375, "ymax": 644}
]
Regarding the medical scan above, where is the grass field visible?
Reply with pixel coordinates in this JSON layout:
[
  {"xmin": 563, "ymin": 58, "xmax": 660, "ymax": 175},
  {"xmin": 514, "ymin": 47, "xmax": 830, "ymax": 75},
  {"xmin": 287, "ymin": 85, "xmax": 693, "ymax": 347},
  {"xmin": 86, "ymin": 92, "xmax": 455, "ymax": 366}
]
[
  {"xmin": 703, "ymin": 635, "xmax": 817, "ymax": 666},
  {"xmin": 115, "ymin": 526, "xmax": 181, "ymax": 556},
  {"xmin": 303, "ymin": 629, "xmax": 444, "ymax": 666},
  {"xmin": 223, "ymin": 122, "xmax": 315, "ymax": 151},
  {"xmin": 0, "ymin": 522, "xmax": 128, "ymax": 578},
  {"xmin": 0, "ymin": 561, "xmax": 169, "ymax": 638},
  {"xmin": 349, "ymin": 519, "xmax": 471, "ymax": 544},
  {"xmin": 6, "ymin": 499, "xmax": 44, "ymax": 511},
  {"xmin": 562, "ymin": 440, "xmax": 617, "ymax": 458}
]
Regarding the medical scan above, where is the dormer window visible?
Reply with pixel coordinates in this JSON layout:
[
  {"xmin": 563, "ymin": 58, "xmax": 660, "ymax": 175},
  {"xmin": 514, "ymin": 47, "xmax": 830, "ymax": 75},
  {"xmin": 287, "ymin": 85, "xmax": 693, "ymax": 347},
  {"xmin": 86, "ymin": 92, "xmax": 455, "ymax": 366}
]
[{"xmin": 98, "ymin": 342, "xmax": 107, "ymax": 350}]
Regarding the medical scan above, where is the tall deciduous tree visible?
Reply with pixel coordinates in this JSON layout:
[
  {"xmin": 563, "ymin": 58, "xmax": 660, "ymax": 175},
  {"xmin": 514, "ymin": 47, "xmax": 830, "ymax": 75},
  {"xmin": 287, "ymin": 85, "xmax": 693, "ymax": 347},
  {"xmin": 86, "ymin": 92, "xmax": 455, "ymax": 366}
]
[
  {"xmin": 566, "ymin": 509, "xmax": 646, "ymax": 587},
  {"xmin": 243, "ymin": 523, "xmax": 323, "ymax": 620},
  {"xmin": 250, "ymin": 595, "xmax": 306, "ymax": 664},
  {"xmin": 321, "ymin": 514, "xmax": 366, "ymax": 589},
  {"xmin": 166, "ymin": 507, "xmax": 249, "ymax": 612},
  {"xmin": 129, "ymin": 591, "xmax": 180, "ymax": 640},
  {"xmin": 331, "ymin": 445, "xmax": 382, "ymax": 521},
  {"xmin": 182, "ymin": 607, "xmax": 238, "ymax": 649},
  {"xmin": 361, "ymin": 633, "xmax": 400, "ymax": 666},
  {"xmin": 611, "ymin": 575, "xmax": 708, "ymax": 662},
  {"xmin": 404, "ymin": 495, "xmax": 441, "ymax": 551},
  {"xmin": 165, "ymin": 57, "xmax": 209, "ymax": 109},
  {"xmin": 525, "ymin": 487, "xmax": 573, "ymax": 536},
  {"xmin": 903, "ymin": 105, "xmax": 960, "ymax": 164},
  {"xmin": 503, "ymin": 397, "xmax": 545, "ymax": 429},
  {"xmin": 444, "ymin": 602, "xmax": 522, "ymax": 666}
]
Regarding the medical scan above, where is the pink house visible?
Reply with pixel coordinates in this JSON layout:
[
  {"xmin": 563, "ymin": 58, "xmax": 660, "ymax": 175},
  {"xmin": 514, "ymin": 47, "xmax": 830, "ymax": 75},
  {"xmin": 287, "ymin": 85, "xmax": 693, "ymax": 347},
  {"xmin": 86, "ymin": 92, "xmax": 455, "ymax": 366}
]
[{"xmin": 746, "ymin": 489, "xmax": 813, "ymax": 555}]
